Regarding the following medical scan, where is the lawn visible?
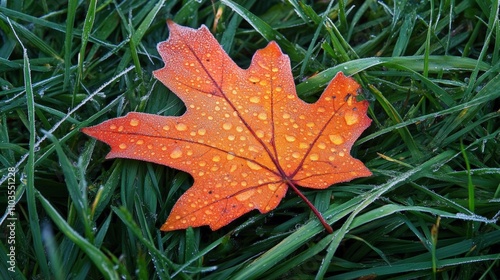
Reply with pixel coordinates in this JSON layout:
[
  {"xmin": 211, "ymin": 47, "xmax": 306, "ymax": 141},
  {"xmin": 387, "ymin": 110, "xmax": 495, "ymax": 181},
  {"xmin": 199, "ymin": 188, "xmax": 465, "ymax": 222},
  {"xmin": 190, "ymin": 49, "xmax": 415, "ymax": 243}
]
[{"xmin": 1, "ymin": 0, "xmax": 499, "ymax": 279}]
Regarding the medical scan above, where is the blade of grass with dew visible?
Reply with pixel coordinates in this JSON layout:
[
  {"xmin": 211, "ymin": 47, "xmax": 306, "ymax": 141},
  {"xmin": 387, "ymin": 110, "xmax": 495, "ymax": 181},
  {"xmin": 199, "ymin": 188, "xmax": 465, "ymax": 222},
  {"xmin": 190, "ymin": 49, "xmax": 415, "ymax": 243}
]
[
  {"xmin": 129, "ymin": 0, "xmax": 166, "ymax": 81},
  {"xmin": 220, "ymin": 0, "xmax": 308, "ymax": 63},
  {"xmin": 36, "ymin": 191, "xmax": 120, "ymax": 280},
  {"xmin": 112, "ymin": 206, "xmax": 180, "ymax": 278},
  {"xmin": 0, "ymin": 6, "xmax": 117, "ymax": 48},
  {"xmin": 296, "ymin": 55, "xmax": 490, "ymax": 98},
  {"xmin": 74, "ymin": 0, "xmax": 97, "ymax": 103},
  {"xmin": 230, "ymin": 151, "xmax": 453, "ymax": 279},
  {"xmin": 368, "ymin": 84, "xmax": 422, "ymax": 162},
  {"xmin": 8, "ymin": 18, "xmax": 50, "ymax": 277},
  {"xmin": 47, "ymin": 132, "xmax": 95, "ymax": 243},
  {"xmin": 429, "ymin": 72, "xmax": 500, "ymax": 148},
  {"xmin": 63, "ymin": 0, "xmax": 78, "ymax": 91}
]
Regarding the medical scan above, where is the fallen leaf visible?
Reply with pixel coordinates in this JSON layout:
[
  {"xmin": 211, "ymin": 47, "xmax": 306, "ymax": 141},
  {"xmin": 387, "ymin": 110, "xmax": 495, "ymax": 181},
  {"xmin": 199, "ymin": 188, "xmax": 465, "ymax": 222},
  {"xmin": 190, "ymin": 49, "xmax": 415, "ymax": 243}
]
[{"xmin": 82, "ymin": 21, "xmax": 372, "ymax": 232}]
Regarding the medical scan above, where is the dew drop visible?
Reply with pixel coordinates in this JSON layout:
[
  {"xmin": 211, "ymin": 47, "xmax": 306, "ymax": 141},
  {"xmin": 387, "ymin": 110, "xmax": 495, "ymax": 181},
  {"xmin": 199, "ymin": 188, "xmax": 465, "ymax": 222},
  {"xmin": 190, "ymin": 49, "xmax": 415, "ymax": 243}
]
[
  {"xmin": 246, "ymin": 160, "xmax": 262, "ymax": 170},
  {"xmin": 248, "ymin": 145, "xmax": 260, "ymax": 153},
  {"xmin": 309, "ymin": 154, "xmax": 319, "ymax": 161},
  {"xmin": 271, "ymin": 67, "xmax": 279, "ymax": 73},
  {"xmin": 222, "ymin": 122, "xmax": 232, "ymax": 130},
  {"xmin": 248, "ymin": 76, "xmax": 260, "ymax": 83},
  {"xmin": 257, "ymin": 112, "xmax": 267, "ymax": 120},
  {"xmin": 344, "ymin": 111, "xmax": 359, "ymax": 125},
  {"xmin": 347, "ymin": 95, "xmax": 354, "ymax": 106},
  {"xmin": 249, "ymin": 96, "xmax": 260, "ymax": 103},
  {"xmin": 136, "ymin": 139, "xmax": 144, "ymax": 145},
  {"xmin": 292, "ymin": 152, "xmax": 301, "ymax": 159},
  {"xmin": 163, "ymin": 125, "xmax": 170, "ymax": 131},
  {"xmin": 119, "ymin": 143, "xmax": 127, "ymax": 149},
  {"xmin": 257, "ymin": 61, "xmax": 270, "ymax": 70},
  {"xmin": 197, "ymin": 128, "xmax": 206, "ymax": 135},
  {"xmin": 110, "ymin": 124, "xmax": 117, "ymax": 130},
  {"xmin": 236, "ymin": 189, "xmax": 255, "ymax": 201},
  {"xmin": 169, "ymin": 148, "xmax": 183, "ymax": 159},
  {"xmin": 268, "ymin": 184, "xmax": 277, "ymax": 191},
  {"xmin": 228, "ymin": 135, "xmax": 235, "ymax": 141},
  {"xmin": 212, "ymin": 155, "xmax": 221, "ymax": 162},
  {"xmin": 285, "ymin": 135, "xmax": 296, "ymax": 142},
  {"xmin": 256, "ymin": 130, "xmax": 265, "ymax": 138},
  {"xmin": 175, "ymin": 123, "xmax": 188, "ymax": 131},
  {"xmin": 329, "ymin": 134, "xmax": 344, "ymax": 145},
  {"xmin": 227, "ymin": 153, "xmax": 235, "ymax": 160},
  {"xmin": 230, "ymin": 164, "xmax": 238, "ymax": 172},
  {"xmin": 129, "ymin": 118, "xmax": 139, "ymax": 126},
  {"xmin": 282, "ymin": 113, "xmax": 291, "ymax": 119}
]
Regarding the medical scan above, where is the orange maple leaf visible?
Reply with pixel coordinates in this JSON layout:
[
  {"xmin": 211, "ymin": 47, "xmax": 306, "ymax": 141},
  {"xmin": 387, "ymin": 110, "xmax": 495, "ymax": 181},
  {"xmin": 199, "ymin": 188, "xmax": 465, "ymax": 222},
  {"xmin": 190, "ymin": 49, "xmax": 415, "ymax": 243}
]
[{"xmin": 82, "ymin": 21, "xmax": 372, "ymax": 233}]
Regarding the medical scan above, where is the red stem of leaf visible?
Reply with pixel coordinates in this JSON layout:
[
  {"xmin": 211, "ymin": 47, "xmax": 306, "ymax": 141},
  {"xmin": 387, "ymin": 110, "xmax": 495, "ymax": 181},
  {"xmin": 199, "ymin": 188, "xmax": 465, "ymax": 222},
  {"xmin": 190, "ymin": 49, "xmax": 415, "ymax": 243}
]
[{"xmin": 287, "ymin": 183, "xmax": 333, "ymax": 234}]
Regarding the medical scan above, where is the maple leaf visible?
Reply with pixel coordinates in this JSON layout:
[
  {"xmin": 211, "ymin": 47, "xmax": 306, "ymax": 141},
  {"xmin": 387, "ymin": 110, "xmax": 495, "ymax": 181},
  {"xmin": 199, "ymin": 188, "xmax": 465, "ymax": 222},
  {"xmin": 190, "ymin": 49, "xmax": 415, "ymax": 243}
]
[{"xmin": 82, "ymin": 21, "xmax": 372, "ymax": 233}]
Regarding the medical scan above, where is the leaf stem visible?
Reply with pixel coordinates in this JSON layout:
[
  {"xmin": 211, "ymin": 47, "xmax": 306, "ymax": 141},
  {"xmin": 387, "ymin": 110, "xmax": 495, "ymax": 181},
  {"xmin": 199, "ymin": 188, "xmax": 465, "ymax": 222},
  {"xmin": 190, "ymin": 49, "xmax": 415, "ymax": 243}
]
[{"xmin": 287, "ymin": 183, "xmax": 333, "ymax": 234}]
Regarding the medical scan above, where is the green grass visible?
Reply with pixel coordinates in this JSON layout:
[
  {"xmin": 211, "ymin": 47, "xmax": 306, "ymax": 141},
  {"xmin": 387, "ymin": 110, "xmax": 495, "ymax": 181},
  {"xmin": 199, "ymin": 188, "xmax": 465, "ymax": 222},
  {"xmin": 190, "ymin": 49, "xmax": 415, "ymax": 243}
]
[{"xmin": 1, "ymin": 0, "xmax": 499, "ymax": 279}]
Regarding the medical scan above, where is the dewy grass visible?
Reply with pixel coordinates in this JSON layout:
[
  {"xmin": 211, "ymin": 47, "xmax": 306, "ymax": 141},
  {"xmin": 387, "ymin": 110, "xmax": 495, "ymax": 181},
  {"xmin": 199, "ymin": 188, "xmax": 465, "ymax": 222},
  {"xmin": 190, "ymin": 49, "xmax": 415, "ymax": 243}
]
[{"xmin": 1, "ymin": 0, "xmax": 499, "ymax": 279}]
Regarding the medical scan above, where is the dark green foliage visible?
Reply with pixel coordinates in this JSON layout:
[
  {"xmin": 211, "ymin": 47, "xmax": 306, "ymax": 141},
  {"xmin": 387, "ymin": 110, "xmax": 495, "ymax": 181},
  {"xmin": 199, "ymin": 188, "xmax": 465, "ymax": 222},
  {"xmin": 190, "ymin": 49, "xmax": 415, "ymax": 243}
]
[{"xmin": 1, "ymin": 0, "xmax": 499, "ymax": 279}]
